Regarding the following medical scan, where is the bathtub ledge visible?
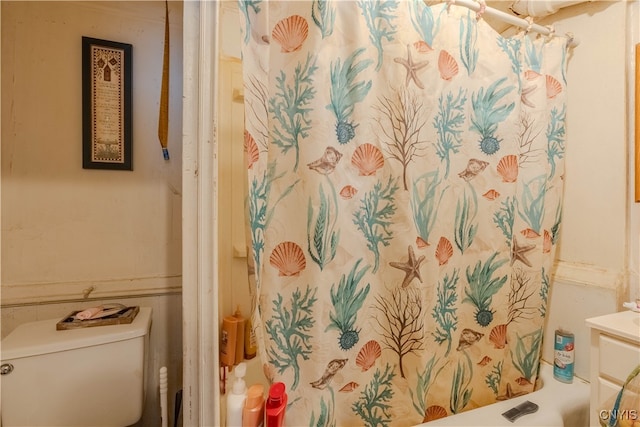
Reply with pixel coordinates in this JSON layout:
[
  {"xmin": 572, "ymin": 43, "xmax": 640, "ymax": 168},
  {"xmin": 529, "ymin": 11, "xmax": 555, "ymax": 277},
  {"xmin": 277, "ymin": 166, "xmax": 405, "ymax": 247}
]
[{"xmin": 418, "ymin": 361, "xmax": 590, "ymax": 427}]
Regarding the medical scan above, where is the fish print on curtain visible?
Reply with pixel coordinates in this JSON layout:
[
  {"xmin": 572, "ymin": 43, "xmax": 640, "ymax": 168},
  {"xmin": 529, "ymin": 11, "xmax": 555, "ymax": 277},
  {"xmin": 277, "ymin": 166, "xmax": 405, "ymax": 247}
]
[{"xmin": 239, "ymin": 1, "xmax": 570, "ymax": 425}]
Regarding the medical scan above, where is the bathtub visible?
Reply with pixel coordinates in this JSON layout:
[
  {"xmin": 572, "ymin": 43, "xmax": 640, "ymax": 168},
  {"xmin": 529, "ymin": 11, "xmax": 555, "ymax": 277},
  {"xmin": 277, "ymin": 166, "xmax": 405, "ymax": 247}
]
[{"xmin": 419, "ymin": 361, "xmax": 590, "ymax": 426}]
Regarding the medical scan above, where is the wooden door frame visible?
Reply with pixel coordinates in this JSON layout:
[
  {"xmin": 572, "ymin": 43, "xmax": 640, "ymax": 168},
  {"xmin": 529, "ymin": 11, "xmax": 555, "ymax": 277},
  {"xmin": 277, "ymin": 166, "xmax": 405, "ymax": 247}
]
[{"xmin": 182, "ymin": 1, "xmax": 220, "ymax": 425}]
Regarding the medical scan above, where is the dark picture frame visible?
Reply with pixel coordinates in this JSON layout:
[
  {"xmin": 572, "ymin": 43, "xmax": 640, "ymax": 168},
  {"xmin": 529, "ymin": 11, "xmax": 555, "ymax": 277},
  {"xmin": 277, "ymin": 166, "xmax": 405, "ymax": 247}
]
[{"xmin": 82, "ymin": 37, "xmax": 133, "ymax": 170}]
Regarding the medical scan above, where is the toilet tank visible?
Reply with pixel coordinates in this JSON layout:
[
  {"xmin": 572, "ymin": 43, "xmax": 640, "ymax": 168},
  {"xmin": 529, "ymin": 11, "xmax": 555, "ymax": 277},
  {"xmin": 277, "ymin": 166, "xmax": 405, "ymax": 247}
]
[{"xmin": 1, "ymin": 306, "xmax": 152, "ymax": 427}]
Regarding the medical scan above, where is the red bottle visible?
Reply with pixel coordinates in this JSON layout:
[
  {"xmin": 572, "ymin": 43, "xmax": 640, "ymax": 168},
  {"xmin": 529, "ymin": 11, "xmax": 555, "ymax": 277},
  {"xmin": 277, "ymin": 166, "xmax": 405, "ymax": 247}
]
[{"xmin": 265, "ymin": 382, "xmax": 287, "ymax": 427}]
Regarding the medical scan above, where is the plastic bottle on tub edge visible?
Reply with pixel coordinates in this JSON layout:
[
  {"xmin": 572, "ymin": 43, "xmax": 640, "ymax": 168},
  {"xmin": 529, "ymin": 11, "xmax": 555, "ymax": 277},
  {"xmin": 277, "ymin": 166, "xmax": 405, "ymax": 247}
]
[
  {"xmin": 226, "ymin": 362, "xmax": 247, "ymax": 426},
  {"xmin": 265, "ymin": 382, "xmax": 288, "ymax": 427},
  {"xmin": 242, "ymin": 384, "xmax": 265, "ymax": 427}
]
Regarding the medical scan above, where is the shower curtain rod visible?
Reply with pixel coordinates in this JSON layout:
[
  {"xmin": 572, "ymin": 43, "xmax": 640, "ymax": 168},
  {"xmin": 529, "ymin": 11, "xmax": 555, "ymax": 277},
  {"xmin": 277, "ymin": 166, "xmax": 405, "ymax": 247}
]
[{"xmin": 447, "ymin": 0, "xmax": 579, "ymax": 47}]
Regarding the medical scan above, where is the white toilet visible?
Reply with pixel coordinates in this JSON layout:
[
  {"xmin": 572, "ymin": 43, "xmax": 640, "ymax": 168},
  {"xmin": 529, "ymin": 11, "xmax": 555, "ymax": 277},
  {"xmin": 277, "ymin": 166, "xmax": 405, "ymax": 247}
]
[{"xmin": 0, "ymin": 306, "xmax": 152, "ymax": 427}]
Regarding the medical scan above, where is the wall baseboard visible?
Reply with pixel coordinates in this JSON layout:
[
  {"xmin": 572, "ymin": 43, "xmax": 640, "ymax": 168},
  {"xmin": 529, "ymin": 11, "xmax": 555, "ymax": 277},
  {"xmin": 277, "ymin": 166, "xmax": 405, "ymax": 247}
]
[{"xmin": 1, "ymin": 275, "xmax": 182, "ymax": 307}]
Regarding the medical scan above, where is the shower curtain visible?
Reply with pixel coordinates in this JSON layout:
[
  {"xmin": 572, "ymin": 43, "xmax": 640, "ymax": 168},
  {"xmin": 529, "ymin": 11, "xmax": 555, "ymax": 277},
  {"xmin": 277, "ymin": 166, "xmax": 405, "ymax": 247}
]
[{"xmin": 239, "ymin": 1, "xmax": 570, "ymax": 425}]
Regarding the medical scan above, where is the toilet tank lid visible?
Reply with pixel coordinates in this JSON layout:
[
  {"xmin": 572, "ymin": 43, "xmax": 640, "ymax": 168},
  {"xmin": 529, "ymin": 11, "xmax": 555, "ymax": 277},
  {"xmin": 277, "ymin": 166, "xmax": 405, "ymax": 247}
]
[{"xmin": 1, "ymin": 307, "xmax": 152, "ymax": 360}]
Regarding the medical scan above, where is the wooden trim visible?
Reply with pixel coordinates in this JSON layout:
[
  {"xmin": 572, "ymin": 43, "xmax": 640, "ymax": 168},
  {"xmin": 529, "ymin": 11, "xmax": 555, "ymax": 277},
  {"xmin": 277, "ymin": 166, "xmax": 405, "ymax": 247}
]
[
  {"xmin": 182, "ymin": 1, "xmax": 220, "ymax": 426},
  {"xmin": 552, "ymin": 260, "xmax": 624, "ymax": 290},
  {"xmin": 1, "ymin": 276, "xmax": 181, "ymax": 307},
  {"xmin": 635, "ymin": 43, "xmax": 640, "ymax": 202}
]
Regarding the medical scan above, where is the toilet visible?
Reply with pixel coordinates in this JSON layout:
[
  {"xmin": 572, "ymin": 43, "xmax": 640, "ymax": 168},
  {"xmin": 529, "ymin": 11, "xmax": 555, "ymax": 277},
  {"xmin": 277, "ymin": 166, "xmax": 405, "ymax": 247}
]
[{"xmin": 0, "ymin": 306, "xmax": 152, "ymax": 427}]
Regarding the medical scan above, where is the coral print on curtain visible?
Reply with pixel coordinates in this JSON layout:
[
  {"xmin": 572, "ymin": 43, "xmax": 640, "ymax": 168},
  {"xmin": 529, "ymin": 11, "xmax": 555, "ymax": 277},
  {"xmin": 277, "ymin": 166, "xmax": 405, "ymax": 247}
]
[{"xmin": 239, "ymin": 1, "xmax": 571, "ymax": 425}]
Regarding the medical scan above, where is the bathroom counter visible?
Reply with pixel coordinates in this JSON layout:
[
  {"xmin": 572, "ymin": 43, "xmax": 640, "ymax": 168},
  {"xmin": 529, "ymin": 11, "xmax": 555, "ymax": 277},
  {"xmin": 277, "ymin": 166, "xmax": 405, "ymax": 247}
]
[
  {"xmin": 585, "ymin": 310, "xmax": 640, "ymax": 345},
  {"xmin": 585, "ymin": 310, "xmax": 640, "ymax": 427}
]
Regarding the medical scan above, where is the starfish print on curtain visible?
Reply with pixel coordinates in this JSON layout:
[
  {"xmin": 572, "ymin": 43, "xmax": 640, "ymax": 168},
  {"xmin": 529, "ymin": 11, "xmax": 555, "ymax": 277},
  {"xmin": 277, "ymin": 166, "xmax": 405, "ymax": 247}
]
[{"xmin": 394, "ymin": 44, "xmax": 429, "ymax": 89}]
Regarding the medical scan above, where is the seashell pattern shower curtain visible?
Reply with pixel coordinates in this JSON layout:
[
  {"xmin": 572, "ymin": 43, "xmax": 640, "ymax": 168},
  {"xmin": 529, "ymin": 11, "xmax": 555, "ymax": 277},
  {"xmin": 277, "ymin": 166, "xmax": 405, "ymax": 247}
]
[{"xmin": 239, "ymin": 1, "xmax": 570, "ymax": 425}]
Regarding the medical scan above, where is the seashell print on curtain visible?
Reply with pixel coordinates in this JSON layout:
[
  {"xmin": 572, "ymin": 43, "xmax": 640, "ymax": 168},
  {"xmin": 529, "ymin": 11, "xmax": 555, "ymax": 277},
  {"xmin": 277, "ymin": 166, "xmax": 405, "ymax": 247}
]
[{"xmin": 238, "ymin": 1, "xmax": 571, "ymax": 425}]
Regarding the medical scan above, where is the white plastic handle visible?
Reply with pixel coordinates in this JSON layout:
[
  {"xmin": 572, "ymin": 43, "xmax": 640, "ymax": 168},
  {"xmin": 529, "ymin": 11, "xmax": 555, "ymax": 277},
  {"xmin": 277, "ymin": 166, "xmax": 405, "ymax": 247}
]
[{"xmin": 160, "ymin": 366, "xmax": 168, "ymax": 427}]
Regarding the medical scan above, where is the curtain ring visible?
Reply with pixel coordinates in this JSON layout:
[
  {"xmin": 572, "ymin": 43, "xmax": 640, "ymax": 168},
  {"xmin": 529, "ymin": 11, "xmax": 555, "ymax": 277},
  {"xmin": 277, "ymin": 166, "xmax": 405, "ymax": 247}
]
[
  {"xmin": 476, "ymin": 0, "xmax": 487, "ymax": 21},
  {"xmin": 524, "ymin": 16, "xmax": 534, "ymax": 34},
  {"xmin": 447, "ymin": 0, "xmax": 456, "ymax": 13},
  {"xmin": 545, "ymin": 24, "xmax": 556, "ymax": 41}
]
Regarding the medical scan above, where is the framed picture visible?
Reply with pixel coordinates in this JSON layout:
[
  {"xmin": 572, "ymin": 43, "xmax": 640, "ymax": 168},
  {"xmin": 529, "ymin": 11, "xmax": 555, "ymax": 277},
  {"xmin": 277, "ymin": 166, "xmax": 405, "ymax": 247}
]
[{"xmin": 82, "ymin": 37, "xmax": 133, "ymax": 170}]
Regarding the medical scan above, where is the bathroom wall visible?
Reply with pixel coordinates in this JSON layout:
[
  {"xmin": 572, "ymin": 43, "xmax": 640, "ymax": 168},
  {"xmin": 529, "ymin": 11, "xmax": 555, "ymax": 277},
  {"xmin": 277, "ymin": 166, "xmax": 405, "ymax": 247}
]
[
  {"xmin": 627, "ymin": 0, "xmax": 640, "ymax": 329},
  {"xmin": 218, "ymin": 1, "xmax": 639, "ymax": 384},
  {"xmin": 533, "ymin": 0, "xmax": 639, "ymax": 381},
  {"xmin": 1, "ymin": 2, "xmax": 184, "ymax": 426}
]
